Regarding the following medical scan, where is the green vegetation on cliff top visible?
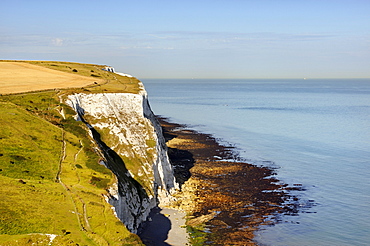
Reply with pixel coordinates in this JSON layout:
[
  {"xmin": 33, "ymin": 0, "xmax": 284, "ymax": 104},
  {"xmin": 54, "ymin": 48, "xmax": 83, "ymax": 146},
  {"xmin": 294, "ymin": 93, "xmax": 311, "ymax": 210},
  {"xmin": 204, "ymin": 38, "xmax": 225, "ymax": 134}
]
[{"xmin": 0, "ymin": 61, "xmax": 145, "ymax": 245}]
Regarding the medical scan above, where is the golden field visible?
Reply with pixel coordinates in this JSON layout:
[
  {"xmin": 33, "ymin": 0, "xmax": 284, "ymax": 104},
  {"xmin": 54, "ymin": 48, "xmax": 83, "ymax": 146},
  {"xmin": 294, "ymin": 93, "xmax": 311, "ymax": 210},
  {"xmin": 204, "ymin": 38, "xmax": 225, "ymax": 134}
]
[{"xmin": 0, "ymin": 62, "xmax": 103, "ymax": 94}]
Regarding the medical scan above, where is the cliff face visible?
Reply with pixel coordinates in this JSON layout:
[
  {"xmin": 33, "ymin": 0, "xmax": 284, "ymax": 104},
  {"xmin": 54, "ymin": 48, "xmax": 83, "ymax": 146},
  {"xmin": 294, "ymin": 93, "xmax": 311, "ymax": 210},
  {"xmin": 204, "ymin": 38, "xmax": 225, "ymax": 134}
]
[
  {"xmin": 66, "ymin": 89, "xmax": 178, "ymax": 233},
  {"xmin": 0, "ymin": 61, "xmax": 172, "ymax": 244}
]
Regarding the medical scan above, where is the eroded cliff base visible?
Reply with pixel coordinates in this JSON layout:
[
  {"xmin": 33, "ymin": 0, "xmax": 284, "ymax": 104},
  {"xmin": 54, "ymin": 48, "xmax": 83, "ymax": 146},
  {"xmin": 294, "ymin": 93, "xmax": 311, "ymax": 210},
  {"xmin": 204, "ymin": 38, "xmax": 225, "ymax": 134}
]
[{"xmin": 158, "ymin": 117, "xmax": 304, "ymax": 246}]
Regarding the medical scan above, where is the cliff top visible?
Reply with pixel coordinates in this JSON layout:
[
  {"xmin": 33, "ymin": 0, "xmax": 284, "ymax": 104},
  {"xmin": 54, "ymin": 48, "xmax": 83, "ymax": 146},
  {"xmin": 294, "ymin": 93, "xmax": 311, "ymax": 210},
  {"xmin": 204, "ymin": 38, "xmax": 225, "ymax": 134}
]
[{"xmin": 0, "ymin": 60, "xmax": 142, "ymax": 95}]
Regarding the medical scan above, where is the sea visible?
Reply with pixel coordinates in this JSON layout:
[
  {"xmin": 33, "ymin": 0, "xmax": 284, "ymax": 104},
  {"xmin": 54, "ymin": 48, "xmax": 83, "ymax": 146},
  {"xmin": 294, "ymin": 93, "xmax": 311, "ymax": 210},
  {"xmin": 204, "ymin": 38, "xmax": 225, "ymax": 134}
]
[{"xmin": 141, "ymin": 78, "xmax": 370, "ymax": 246}]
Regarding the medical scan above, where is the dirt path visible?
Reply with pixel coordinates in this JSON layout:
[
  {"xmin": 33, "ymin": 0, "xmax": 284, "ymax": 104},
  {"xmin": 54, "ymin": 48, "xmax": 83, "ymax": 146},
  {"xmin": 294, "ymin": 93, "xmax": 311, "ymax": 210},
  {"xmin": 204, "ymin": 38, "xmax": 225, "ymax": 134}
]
[
  {"xmin": 56, "ymin": 130, "xmax": 92, "ymax": 233},
  {"xmin": 0, "ymin": 62, "xmax": 101, "ymax": 94}
]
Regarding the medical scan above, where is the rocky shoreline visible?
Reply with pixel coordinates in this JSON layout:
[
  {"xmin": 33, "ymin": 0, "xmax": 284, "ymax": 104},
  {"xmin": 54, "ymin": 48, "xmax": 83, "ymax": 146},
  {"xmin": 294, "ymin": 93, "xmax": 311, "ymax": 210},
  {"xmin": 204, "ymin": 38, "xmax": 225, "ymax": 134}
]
[{"xmin": 158, "ymin": 117, "xmax": 302, "ymax": 245}]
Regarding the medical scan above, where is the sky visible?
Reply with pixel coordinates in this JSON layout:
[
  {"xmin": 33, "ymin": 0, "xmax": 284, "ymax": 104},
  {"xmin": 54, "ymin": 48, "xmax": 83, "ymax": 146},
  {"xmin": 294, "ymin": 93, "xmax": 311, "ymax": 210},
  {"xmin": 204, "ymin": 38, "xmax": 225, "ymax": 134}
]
[{"xmin": 1, "ymin": 0, "xmax": 370, "ymax": 79}]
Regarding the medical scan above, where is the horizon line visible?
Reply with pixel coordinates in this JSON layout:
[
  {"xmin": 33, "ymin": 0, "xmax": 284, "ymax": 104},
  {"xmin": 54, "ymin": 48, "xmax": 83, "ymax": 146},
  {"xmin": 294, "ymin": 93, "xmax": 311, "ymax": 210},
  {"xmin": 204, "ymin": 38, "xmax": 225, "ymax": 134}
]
[{"xmin": 138, "ymin": 77, "xmax": 370, "ymax": 80}]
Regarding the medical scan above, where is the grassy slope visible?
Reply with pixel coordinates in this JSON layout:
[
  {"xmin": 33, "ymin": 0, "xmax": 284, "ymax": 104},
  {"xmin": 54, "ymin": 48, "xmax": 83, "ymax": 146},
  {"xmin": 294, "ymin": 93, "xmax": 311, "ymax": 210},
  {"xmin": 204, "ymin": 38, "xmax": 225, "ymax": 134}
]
[{"xmin": 0, "ymin": 61, "xmax": 144, "ymax": 245}]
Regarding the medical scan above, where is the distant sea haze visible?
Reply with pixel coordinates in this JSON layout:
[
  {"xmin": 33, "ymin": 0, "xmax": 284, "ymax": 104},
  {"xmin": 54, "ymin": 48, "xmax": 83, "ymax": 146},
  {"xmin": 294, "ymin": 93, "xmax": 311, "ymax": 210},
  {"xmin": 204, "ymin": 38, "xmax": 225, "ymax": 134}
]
[{"xmin": 143, "ymin": 78, "xmax": 370, "ymax": 246}]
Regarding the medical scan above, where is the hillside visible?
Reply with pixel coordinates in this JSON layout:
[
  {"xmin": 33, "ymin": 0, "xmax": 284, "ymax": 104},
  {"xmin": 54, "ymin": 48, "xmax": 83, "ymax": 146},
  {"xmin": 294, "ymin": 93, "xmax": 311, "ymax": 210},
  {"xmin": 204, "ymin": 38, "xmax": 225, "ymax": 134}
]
[{"xmin": 0, "ymin": 61, "xmax": 175, "ymax": 245}]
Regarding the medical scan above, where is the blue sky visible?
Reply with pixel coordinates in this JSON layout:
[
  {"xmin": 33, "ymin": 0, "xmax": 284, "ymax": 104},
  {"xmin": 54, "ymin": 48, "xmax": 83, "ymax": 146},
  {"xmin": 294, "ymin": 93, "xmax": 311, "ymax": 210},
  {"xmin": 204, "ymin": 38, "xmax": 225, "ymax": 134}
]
[{"xmin": 1, "ymin": 0, "xmax": 369, "ymax": 78}]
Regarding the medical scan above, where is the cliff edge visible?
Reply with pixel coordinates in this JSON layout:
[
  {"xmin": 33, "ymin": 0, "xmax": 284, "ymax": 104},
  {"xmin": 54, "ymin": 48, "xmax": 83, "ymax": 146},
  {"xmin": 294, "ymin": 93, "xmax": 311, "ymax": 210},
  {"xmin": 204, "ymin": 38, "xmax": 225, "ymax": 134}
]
[{"xmin": 0, "ymin": 61, "xmax": 179, "ymax": 245}]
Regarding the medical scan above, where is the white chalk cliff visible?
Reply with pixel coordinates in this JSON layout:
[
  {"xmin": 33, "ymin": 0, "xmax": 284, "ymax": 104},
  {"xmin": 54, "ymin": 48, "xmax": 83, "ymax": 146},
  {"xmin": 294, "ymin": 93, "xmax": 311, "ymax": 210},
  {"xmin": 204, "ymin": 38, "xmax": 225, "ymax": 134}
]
[{"xmin": 65, "ymin": 80, "xmax": 178, "ymax": 233}]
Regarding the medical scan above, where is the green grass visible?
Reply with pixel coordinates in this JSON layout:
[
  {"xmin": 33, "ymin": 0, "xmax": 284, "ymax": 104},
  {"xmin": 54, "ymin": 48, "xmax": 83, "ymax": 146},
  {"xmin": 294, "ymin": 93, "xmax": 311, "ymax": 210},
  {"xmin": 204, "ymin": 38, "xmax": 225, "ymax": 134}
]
[
  {"xmin": 0, "ymin": 61, "xmax": 147, "ymax": 245},
  {"xmin": 0, "ymin": 176, "xmax": 78, "ymax": 235},
  {"xmin": 0, "ymin": 102, "xmax": 62, "ymax": 181}
]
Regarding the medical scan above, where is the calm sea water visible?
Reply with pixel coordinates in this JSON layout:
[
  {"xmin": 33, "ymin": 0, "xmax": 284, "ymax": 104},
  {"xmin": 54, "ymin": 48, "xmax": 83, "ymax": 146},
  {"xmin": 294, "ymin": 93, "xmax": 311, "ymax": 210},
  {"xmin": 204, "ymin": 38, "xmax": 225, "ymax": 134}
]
[{"xmin": 142, "ymin": 79, "xmax": 370, "ymax": 246}]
